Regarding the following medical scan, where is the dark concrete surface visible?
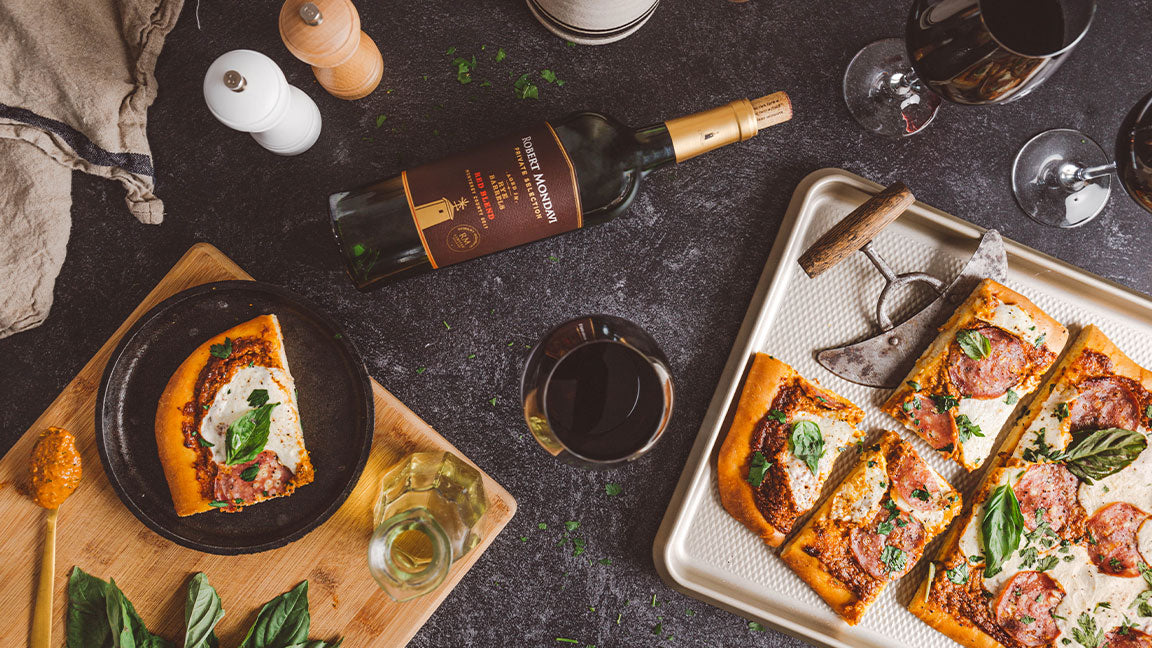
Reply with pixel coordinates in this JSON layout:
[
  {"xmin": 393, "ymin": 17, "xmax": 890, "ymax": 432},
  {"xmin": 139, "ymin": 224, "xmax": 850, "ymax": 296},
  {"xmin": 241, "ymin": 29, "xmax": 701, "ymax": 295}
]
[{"xmin": 3, "ymin": 0, "xmax": 1152, "ymax": 646}]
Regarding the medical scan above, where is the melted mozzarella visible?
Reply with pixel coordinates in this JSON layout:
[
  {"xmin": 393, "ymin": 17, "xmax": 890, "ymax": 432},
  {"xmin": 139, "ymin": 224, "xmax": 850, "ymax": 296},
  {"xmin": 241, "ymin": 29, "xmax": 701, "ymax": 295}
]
[
  {"xmin": 783, "ymin": 412, "xmax": 862, "ymax": 512},
  {"xmin": 893, "ymin": 468, "xmax": 955, "ymax": 534},
  {"xmin": 199, "ymin": 365, "xmax": 304, "ymax": 472},
  {"xmin": 1139, "ymin": 518, "xmax": 1152, "ymax": 565},
  {"xmin": 987, "ymin": 304, "xmax": 1041, "ymax": 344},
  {"xmin": 831, "ymin": 449, "xmax": 887, "ymax": 523},
  {"xmin": 1011, "ymin": 385, "xmax": 1078, "ymax": 461},
  {"xmin": 1079, "ymin": 438, "xmax": 1152, "ymax": 515},
  {"xmin": 955, "ymin": 395, "xmax": 1015, "ymax": 468}
]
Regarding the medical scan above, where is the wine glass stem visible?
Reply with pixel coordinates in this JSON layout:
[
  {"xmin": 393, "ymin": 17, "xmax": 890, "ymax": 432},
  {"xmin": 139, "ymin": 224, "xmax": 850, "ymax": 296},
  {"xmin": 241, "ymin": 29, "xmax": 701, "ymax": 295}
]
[
  {"xmin": 885, "ymin": 70, "xmax": 918, "ymax": 97},
  {"xmin": 1058, "ymin": 161, "xmax": 1117, "ymax": 189},
  {"xmin": 1079, "ymin": 162, "xmax": 1118, "ymax": 182}
]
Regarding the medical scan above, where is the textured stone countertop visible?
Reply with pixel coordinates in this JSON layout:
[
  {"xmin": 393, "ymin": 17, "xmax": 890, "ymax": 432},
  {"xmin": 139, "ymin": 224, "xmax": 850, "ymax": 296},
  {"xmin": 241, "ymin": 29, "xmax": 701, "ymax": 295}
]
[{"xmin": 3, "ymin": 0, "xmax": 1151, "ymax": 646}]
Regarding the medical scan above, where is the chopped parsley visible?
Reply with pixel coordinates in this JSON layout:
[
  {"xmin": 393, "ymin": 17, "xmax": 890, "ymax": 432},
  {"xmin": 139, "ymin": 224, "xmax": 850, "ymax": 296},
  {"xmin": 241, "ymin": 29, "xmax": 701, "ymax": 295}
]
[
  {"xmin": 907, "ymin": 380, "xmax": 921, "ymax": 391},
  {"xmin": 746, "ymin": 450, "xmax": 771, "ymax": 487},
  {"xmin": 1035, "ymin": 332, "xmax": 1047, "ymax": 347},
  {"xmin": 239, "ymin": 465, "xmax": 260, "ymax": 481},
  {"xmin": 209, "ymin": 337, "xmax": 232, "ymax": 359},
  {"xmin": 1005, "ymin": 389, "xmax": 1019, "ymax": 405},
  {"xmin": 955, "ymin": 414, "xmax": 984, "ymax": 443},
  {"xmin": 495, "ymin": 47, "xmax": 506, "ymax": 62},
  {"xmin": 748, "ymin": 622, "xmax": 766, "ymax": 632},
  {"xmin": 911, "ymin": 488, "xmax": 931, "ymax": 502},
  {"xmin": 513, "ymin": 74, "xmax": 539, "ymax": 99},
  {"xmin": 208, "ymin": 500, "xmax": 228, "ymax": 507},
  {"xmin": 605, "ymin": 483, "xmax": 622, "ymax": 496},
  {"xmin": 931, "ymin": 394, "xmax": 960, "ymax": 412},
  {"xmin": 767, "ymin": 409, "xmax": 787, "ymax": 424},
  {"xmin": 1054, "ymin": 402, "xmax": 1070, "ymax": 421},
  {"xmin": 946, "ymin": 562, "xmax": 969, "ymax": 584},
  {"xmin": 196, "ymin": 434, "xmax": 214, "ymax": 448},
  {"xmin": 902, "ymin": 401, "xmax": 913, "ymax": 412},
  {"xmin": 540, "ymin": 69, "xmax": 565, "ymax": 86},
  {"xmin": 1071, "ymin": 611, "xmax": 1103, "ymax": 648},
  {"xmin": 452, "ymin": 55, "xmax": 477, "ymax": 84},
  {"xmin": 1019, "ymin": 614, "xmax": 1035, "ymax": 625},
  {"xmin": 880, "ymin": 545, "xmax": 907, "ymax": 573},
  {"xmin": 416, "ymin": 367, "xmax": 427, "ymax": 374},
  {"xmin": 375, "ymin": 114, "xmax": 386, "ymax": 128},
  {"xmin": 564, "ymin": 521, "xmax": 579, "ymax": 532},
  {"xmin": 489, "ymin": 397, "xmax": 497, "ymax": 406},
  {"xmin": 247, "ymin": 388, "xmax": 269, "ymax": 408}
]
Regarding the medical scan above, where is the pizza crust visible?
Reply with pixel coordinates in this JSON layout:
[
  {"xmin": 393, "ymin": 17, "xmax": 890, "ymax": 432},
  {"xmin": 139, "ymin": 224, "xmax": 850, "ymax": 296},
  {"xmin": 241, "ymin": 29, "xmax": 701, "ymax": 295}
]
[
  {"xmin": 154, "ymin": 314, "xmax": 311, "ymax": 517},
  {"xmin": 717, "ymin": 353, "xmax": 863, "ymax": 548},
  {"xmin": 883, "ymin": 279, "xmax": 1068, "ymax": 470}
]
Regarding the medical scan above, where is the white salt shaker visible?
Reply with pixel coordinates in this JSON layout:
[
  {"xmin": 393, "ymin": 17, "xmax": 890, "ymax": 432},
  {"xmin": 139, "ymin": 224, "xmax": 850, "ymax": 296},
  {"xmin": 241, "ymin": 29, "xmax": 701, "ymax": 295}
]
[{"xmin": 203, "ymin": 49, "xmax": 322, "ymax": 156}]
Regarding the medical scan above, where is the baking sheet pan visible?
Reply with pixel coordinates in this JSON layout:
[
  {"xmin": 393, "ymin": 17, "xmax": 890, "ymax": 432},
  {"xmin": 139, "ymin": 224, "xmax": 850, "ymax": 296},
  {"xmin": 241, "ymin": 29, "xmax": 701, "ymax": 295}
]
[{"xmin": 652, "ymin": 168, "xmax": 1152, "ymax": 648}]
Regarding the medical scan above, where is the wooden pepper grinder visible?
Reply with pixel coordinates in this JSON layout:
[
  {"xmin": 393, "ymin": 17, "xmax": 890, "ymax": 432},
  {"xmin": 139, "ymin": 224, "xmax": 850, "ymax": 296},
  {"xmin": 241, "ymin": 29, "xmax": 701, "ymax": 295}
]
[{"xmin": 279, "ymin": 0, "xmax": 383, "ymax": 100}]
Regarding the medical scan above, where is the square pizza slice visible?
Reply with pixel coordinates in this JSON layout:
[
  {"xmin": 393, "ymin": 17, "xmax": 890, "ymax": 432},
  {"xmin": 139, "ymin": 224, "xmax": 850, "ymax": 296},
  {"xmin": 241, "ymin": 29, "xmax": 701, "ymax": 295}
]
[
  {"xmin": 717, "ymin": 353, "xmax": 865, "ymax": 547},
  {"xmin": 884, "ymin": 279, "xmax": 1069, "ymax": 471},
  {"xmin": 909, "ymin": 325, "xmax": 1152, "ymax": 648},
  {"xmin": 780, "ymin": 430, "xmax": 962, "ymax": 625}
]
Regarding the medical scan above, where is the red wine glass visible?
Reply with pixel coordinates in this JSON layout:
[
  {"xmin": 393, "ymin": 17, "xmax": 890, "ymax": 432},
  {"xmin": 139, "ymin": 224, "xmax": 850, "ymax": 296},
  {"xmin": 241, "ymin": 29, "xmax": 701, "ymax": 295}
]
[{"xmin": 843, "ymin": 0, "xmax": 1095, "ymax": 137}]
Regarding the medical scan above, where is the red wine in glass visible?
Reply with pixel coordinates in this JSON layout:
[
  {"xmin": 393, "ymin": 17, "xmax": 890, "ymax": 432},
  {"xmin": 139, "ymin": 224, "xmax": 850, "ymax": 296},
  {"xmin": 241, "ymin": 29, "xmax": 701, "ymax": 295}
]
[
  {"xmin": 1012, "ymin": 90, "xmax": 1152, "ymax": 228},
  {"xmin": 521, "ymin": 315, "xmax": 674, "ymax": 467},
  {"xmin": 843, "ymin": 0, "xmax": 1095, "ymax": 137}
]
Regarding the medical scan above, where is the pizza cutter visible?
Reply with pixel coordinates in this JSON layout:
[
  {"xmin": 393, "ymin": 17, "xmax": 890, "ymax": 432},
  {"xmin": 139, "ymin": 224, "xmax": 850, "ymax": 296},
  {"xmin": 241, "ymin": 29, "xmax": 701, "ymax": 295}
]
[{"xmin": 797, "ymin": 182, "xmax": 1008, "ymax": 388}]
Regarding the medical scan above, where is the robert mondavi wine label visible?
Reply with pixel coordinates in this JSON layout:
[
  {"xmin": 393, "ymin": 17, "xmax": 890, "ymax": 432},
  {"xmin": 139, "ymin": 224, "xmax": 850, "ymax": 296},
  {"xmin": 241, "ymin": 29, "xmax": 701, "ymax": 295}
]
[{"xmin": 401, "ymin": 123, "xmax": 582, "ymax": 268}]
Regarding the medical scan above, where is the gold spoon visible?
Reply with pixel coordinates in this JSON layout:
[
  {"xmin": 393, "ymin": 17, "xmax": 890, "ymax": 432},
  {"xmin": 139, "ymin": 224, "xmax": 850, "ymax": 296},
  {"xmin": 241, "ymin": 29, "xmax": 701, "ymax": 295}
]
[{"xmin": 29, "ymin": 427, "xmax": 82, "ymax": 648}]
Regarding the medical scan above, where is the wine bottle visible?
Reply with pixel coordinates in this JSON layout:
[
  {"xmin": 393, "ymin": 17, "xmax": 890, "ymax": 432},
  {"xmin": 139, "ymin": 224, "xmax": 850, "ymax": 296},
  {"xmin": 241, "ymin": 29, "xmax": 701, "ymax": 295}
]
[{"xmin": 329, "ymin": 91, "xmax": 792, "ymax": 289}]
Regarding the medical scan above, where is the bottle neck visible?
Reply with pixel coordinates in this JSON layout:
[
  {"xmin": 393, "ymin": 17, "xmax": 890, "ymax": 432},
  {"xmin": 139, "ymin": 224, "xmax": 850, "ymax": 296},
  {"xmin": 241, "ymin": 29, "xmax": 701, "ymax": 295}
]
[
  {"xmin": 663, "ymin": 91, "xmax": 792, "ymax": 163},
  {"xmin": 368, "ymin": 507, "xmax": 453, "ymax": 602}
]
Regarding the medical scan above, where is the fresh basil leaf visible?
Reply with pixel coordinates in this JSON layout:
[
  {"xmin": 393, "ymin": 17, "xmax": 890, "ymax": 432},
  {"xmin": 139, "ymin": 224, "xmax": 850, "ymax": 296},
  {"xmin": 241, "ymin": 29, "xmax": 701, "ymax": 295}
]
[
  {"xmin": 955, "ymin": 414, "xmax": 984, "ymax": 444},
  {"xmin": 284, "ymin": 641, "xmax": 343, "ymax": 648},
  {"xmin": 746, "ymin": 450, "xmax": 771, "ymax": 487},
  {"xmin": 196, "ymin": 434, "xmax": 214, "ymax": 448},
  {"xmin": 208, "ymin": 500, "xmax": 228, "ymax": 508},
  {"xmin": 981, "ymin": 484, "xmax": 1024, "ymax": 577},
  {"xmin": 209, "ymin": 338, "xmax": 232, "ymax": 359},
  {"xmin": 956, "ymin": 330, "xmax": 991, "ymax": 360},
  {"xmin": 789, "ymin": 420, "xmax": 824, "ymax": 476},
  {"xmin": 67, "ymin": 567, "xmax": 112, "ymax": 648},
  {"xmin": 880, "ymin": 545, "xmax": 907, "ymax": 573},
  {"xmin": 930, "ymin": 394, "xmax": 959, "ymax": 413},
  {"xmin": 240, "ymin": 465, "xmax": 260, "ymax": 482},
  {"xmin": 512, "ymin": 74, "xmax": 538, "ymax": 100},
  {"xmin": 225, "ymin": 403, "xmax": 279, "ymax": 466},
  {"xmin": 183, "ymin": 573, "xmax": 223, "ymax": 648},
  {"xmin": 107, "ymin": 578, "xmax": 172, "ymax": 648},
  {"xmin": 1146, "ymin": 404, "xmax": 1152, "ymax": 420},
  {"xmin": 945, "ymin": 562, "xmax": 969, "ymax": 585},
  {"xmin": 1061, "ymin": 428, "xmax": 1147, "ymax": 484},
  {"xmin": 239, "ymin": 581, "xmax": 310, "ymax": 648},
  {"xmin": 247, "ymin": 389, "xmax": 270, "ymax": 408}
]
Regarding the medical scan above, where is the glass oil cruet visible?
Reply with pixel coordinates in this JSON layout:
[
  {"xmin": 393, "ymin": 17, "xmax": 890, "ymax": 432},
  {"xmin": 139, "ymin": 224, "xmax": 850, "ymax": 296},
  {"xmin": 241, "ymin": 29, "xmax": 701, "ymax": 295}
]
[{"xmin": 368, "ymin": 451, "xmax": 488, "ymax": 601}]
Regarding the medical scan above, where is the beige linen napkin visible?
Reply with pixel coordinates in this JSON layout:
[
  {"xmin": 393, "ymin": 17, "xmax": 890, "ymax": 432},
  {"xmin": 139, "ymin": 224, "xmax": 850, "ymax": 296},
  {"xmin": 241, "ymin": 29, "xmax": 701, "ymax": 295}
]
[{"xmin": 0, "ymin": 0, "xmax": 183, "ymax": 338}]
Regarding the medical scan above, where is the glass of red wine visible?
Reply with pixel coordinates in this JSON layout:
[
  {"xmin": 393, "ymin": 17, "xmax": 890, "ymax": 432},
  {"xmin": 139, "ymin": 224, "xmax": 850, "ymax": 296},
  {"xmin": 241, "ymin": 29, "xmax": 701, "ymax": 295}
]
[
  {"xmin": 521, "ymin": 315, "xmax": 674, "ymax": 468},
  {"xmin": 1012, "ymin": 90, "xmax": 1152, "ymax": 227},
  {"xmin": 843, "ymin": 0, "xmax": 1095, "ymax": 137}
]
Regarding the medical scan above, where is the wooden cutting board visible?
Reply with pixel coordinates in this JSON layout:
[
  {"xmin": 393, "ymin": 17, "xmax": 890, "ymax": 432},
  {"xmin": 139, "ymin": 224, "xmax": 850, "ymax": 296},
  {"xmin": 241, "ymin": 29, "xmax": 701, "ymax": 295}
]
[{"xmin": 0, "ymin": 243, "xmax": 516, "ymax": 646}]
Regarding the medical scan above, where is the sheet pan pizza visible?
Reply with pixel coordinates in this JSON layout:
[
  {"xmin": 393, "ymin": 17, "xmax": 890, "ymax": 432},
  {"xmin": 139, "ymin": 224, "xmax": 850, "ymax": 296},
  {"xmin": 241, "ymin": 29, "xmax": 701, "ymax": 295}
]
[{"xmin": 910, "ymin": 325, "xmax": 1152, "ymax": 648}]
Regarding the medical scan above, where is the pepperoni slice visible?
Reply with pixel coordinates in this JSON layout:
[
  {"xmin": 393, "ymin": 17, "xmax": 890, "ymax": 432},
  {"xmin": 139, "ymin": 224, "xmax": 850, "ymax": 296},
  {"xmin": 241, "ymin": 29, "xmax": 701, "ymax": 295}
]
[
  {"xmin": 1071, "ymin": 377, "xmax": 1141, "ymax": 433},
  {"xmin": 948, "ymin": 326, "xmax": 1030, "ymax": 398},
  {"xmin": 1087, "ymin": 502, "xmax": 1148, "ymax": 577},
  {"xmin": 909, "ymin": 395, "xmax": 957, "ymax": 450},
  {"xmin": 889, "ymin": 445, "xmax": 943, "ymax": 512},
  {"xmin": 849, "ymin": 503, "xmax": 927, "ymax": 580},
  {"xmin": 993, "ymin": 571, "xmax": 1065, "ymax": 646},
  {"xmin": 1105, "ymin": 628, "xmax": 1152, "ymax": 648},
  {"xmin": 1014, "ymin": 463, "xmax": 1081, "ymax": 533},
  {"xmin": 214, "ymin": 450, "xmax": 294, "ymax": 504}
]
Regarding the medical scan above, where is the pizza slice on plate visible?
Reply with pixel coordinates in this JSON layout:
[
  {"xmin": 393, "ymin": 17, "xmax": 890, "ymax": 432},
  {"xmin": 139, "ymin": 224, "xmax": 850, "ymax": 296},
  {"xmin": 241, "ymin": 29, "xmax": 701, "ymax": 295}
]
[
  {"xmin": 884, "ymin": 279, "xmax": 1069, "ymax": 471},
  {"xmin": 781, "ymin": 430, "xmax": 961, "ymax": 625},
  {"xmin": 155, "ymin": 314, "xmax": 314, "ymax": 516},
  {"xmin": 717, "ymin": 353, "xmax": 865, "ymax": 548},
  {"xmin": 909, "ymin": 325, "xmax": 1152, "ymax": 648}
]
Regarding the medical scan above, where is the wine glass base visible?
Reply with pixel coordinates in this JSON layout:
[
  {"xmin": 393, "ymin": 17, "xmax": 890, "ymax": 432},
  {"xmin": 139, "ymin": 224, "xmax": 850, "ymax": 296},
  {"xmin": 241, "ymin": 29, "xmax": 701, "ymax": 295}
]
[
  {"xmin": 843, "ymin": 38, "xmax": 942, "ymax": 137},
  {"xmin": 1012, "ymin": 129, "xmax": 1112, "ymax": 228}
]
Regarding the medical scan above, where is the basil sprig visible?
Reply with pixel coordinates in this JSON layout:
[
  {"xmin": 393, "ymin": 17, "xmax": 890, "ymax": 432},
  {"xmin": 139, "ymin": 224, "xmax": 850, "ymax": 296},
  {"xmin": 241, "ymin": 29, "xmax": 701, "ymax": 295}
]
[
  {"xmin": 789, "ymin": 420, "xmax": 825, "ymax": 476},
  {"xmin": 956, "ymin": 330, "xmax": 991, "ymax": 360},
  {"xmin": 209, "ymin": 337, "xmax": 232, "ymax": 359},
  {"xmin": 247, "ymin": 388, "xmax": 270, "ymax": 408},
  {"xmin": 67, "ymin": 569, "xmax": 342, "ymax": 648},
  {"xmin": 980, "ymin": 484, "xmax": 1024, "ymax": 577},
  {"xmin": 226, "ymin": 402, "xmax": 279, "ymax": 466},
  {"xmin": 1059, "ymin": 428, "xmax": 1147, "ymax": 484}
]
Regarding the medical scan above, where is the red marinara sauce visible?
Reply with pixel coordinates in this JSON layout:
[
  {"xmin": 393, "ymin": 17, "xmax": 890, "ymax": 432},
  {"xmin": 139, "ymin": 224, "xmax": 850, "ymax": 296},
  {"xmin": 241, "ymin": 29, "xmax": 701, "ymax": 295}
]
[{"xmin": 29, "ymin": 427, "xmax": 82, "ymax": 509}]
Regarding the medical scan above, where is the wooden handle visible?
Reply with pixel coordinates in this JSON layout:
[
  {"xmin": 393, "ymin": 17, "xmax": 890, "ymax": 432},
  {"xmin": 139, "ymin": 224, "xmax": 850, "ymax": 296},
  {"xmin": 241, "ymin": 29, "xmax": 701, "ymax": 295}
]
[
  {"xmin": 797, "ymin": 182, "xmax": 914, "ymax": 278},
  {"xmin": 31, "ymin": 509, "xmax": 57, "ymax": 648}
]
